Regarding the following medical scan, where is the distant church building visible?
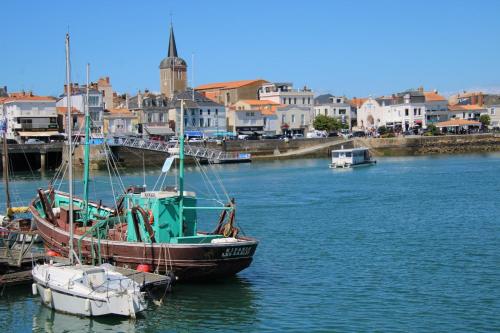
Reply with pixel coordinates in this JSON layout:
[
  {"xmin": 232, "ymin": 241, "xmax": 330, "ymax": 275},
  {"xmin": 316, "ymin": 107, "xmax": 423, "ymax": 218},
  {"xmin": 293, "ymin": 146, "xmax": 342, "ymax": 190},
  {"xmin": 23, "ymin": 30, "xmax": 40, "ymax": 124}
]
[{"xmin": 159, "ymin": 25, "xmax": 187, "ymax": 98}]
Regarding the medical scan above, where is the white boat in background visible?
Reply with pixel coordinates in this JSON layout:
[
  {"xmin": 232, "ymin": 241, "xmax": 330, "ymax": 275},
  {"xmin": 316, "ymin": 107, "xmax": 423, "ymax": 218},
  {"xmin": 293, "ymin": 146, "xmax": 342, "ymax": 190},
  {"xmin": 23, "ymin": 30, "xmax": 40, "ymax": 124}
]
[
  {"xmin": 329, "ymin": 147, "xmax": 376, "ymax": 169},
  {"xmin": 32, "ymin": 263, "xmax": 146, "ymax": 318}
]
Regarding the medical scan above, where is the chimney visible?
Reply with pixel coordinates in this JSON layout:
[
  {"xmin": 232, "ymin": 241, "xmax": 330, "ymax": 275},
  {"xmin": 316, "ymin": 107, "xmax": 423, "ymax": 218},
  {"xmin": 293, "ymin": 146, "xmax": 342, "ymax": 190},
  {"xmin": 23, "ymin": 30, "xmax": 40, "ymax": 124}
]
[
  {"xmin": 478, "ymin": 93, "xmax": 484, "ymax": 106},
  {"xmin": 471, "ymin": 95, "xmax": 477, "ymax": 105}
]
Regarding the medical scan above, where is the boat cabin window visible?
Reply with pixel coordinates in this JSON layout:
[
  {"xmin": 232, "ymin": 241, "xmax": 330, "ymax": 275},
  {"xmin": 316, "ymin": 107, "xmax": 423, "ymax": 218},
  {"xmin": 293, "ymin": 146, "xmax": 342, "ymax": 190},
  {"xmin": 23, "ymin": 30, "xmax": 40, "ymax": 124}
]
[
  {"xmin": 84, "ymin": 268, "xmax": 106, "ymax": 289},
  {"xmin": 333, "ymin": 152, "xmax": 340, "ymax": 158},
  {"xmin": 345, "ymin": 152, "xmax": 352, "ymax": 157}
]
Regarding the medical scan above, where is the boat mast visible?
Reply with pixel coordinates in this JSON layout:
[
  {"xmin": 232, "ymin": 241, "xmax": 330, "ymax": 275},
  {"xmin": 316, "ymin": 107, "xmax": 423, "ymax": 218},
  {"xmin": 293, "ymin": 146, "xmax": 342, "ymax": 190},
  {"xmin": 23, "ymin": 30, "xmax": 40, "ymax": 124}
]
[
  {"xmin": 65, "ymin": 33, "xmax": 75, "ymax": 265},
  {"xmin": 83, "ymin": 63, "xmax": 90, "ymax": 225},
  {"xmin": 2, "ymin": 130, "xmax": 11, "ymax": 217},
  {"xmin": 178, "ymin": 99, "xmax": 184, "ymax": 236}
]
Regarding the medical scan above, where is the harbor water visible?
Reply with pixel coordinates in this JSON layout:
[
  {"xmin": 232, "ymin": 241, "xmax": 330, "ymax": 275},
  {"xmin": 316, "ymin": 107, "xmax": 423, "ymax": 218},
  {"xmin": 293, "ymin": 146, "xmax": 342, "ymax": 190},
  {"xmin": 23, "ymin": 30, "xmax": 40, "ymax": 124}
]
[{"xmin": 1, "ymin": 153, "xmax": 499, "ymax": 332}]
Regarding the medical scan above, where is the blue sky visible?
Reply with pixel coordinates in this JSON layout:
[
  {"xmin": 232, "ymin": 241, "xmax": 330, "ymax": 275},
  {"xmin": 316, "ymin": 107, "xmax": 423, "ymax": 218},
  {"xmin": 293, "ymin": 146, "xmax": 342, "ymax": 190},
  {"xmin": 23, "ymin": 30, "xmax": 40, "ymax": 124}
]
[{"xmin": 1, "ymin": 0, "xmax": 499, "ymax": 98}]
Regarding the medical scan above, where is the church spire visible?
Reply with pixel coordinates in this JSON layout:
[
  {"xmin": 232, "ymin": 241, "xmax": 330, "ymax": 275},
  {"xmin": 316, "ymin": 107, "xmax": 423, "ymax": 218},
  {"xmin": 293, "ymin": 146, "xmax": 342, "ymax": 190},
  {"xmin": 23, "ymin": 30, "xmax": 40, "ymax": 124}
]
[{"xmin": 168, "ymin": 24, "xmax": 178, "ymax": 58}]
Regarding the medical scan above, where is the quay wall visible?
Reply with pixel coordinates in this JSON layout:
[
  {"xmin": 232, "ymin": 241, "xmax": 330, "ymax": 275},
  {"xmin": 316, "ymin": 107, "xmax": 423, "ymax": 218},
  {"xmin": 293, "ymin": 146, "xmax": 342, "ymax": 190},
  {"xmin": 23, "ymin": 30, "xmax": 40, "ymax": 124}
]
[{"xmin": 355, "ymin": 134, "xmax": 500, "ymax": 156}]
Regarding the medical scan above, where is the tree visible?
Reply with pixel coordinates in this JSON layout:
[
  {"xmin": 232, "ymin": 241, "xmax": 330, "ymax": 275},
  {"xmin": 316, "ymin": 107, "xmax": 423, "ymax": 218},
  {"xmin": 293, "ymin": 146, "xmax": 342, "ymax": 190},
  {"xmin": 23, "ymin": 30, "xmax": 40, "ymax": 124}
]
[
  {"xmin": 313, "ymin": 115, "xmax": 342, "ymax": 132},
  {"xmin": 479, "ymin": 114, "xmax": 491, "ymax": 127},
  {"xmin": 427, "ymin": 124, "xmax": 438, "ymax": 135}
]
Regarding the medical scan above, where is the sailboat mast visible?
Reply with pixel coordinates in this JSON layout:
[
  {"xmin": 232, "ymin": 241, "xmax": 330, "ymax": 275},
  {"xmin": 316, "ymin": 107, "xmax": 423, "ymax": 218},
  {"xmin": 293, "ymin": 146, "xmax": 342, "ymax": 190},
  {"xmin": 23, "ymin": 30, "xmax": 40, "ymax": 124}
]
[
  {"xmin": 178, "ymin": 99, "xmax": 184, "ymax": 236},
  {"xmin": 83, "ymin": 63, "xmax": 90, "ymax": 225},
  {"xmin": 65, "ymin": 33, "xmax": 75, "ymax": 264},
  {"xmin": 2, "ymin": 131, "xmax": 11, "ymax": 215}
]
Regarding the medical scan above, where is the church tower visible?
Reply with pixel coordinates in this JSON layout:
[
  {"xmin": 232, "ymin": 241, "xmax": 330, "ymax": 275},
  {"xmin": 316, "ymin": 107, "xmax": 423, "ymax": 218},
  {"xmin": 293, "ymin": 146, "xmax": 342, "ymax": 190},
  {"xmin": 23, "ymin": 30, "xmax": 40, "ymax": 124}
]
[{"xmin": 159, "ymin": 25, "xmax": 187, "ymax": 98}]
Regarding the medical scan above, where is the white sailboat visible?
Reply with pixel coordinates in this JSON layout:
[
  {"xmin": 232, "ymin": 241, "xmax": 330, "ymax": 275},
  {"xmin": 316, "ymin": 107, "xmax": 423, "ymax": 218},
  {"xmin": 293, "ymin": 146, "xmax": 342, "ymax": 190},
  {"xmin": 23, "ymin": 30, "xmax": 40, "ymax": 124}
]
[{"xmin": 31, "ymin": 34, "xmax": 146, "ymax": 318}]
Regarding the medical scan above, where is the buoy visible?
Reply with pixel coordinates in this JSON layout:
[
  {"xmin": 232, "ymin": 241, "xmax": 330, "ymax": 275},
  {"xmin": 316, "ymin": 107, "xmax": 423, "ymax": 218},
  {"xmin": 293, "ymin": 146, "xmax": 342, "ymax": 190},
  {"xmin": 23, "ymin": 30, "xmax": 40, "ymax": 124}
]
[
  {"xmin": 46, "ymin": 250, "xmax": 60, "ymax": 257},
  {"xmin": 32, "ymin": 283, "xmax": 38, "ymax": 296},
  {"xmin": 44, "ymin": 288, "xmax": 52, "ymax": 304},
  {"xmin": 84, "ymin": 298, "xmax": 91, "ymax": 312},
  {"xmin": 136, "ymin": 264, "xmax": 152, "ymax": 273}
]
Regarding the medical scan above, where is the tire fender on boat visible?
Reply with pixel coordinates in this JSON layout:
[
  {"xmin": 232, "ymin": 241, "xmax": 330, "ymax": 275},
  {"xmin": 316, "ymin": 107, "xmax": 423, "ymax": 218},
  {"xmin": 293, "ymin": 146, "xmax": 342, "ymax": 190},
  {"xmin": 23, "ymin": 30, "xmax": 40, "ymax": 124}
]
[
  {"xmin": 32, "ymin": 283, "xmax": 38, "ymax": 296},
  {"xmin": 84, "ymin": 298, "xmax": 91, "ymax": 312}
]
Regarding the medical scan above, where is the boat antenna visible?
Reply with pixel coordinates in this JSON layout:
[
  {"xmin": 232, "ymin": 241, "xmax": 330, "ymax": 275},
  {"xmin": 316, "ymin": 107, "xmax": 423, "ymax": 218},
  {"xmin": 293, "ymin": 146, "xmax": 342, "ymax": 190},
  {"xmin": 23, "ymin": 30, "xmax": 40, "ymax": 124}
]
[
  {"xmin": 178, "ymin": 99, "xmax": 185, "ymax": 236},
  {"xmin": 142, "ymin": 152, "xmax": 146, "ymax": 189},
  {"xmin": 65, "ymin": 33, "xmax": 75, "ymax": 265},
  {"xmin": 83, "ymin": 63, "xmax": 91, "ymax": 226},
  {"xmin": 2, "ymin": 119, "xmax": 11, "ymax": 218}
]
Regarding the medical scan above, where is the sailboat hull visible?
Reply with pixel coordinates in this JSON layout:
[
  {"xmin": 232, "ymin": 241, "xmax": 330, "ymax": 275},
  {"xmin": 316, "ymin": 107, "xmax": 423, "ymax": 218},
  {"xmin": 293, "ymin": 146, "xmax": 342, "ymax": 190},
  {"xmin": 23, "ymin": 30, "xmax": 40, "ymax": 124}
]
[{"xmin": 30, "ymin": 198, "xmax": 258, "ymax": 281}]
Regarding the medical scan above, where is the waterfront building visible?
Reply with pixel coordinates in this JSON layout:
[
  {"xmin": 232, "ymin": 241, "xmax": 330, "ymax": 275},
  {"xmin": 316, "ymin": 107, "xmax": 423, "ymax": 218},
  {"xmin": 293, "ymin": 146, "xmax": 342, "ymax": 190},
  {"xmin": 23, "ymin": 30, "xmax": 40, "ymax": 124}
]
[
  {"xmin": 448, "ymin": 104, "xmax": 488, "ymax": 121},
  {"xmin": 128, "ymin": 91, "xmax": 171, "ymax": 137},
  {"xmin": 232, "ymin": 99, "xmax": 280, "ymax": 135},
  {"xmin": 313, "ymin": 95, "xmax": 354, "ymax": 128},
  {"xmin": 488, "ymin": 105, "xmax": 500, "ymax": 128},
  {"xmin": 0, "ymin": 91, "xmax": 58, "ymax": 143},
  {"xmin": 347, "ymin": 97, "xmax": 367, "ymax": 128},
  {"xmin": 357, "ymin": 88, "xmax": 448, "ymax": 131},
  {"xmin": 423, "ymin": 91, "xmax": 449, "ymax": 124},
  {"xmin": 56, "ymin": 83, "xmax": 104, "ymax": 135},
  {"xmin": 103, "ymin": 108, "xmax": 137, "ymax": 136},
  {"xmin": 195, "ymin": 79, "xmax": 268, "ymax": 106},
  {"xmin": 159, "ymin": 24, "xmax": 187, "ymax": 98},
  {"xmin": 258, "ymin": 82, "xmax": 314, "ymax": 106},
  {"xmin": 276, "ymin": 105, "xmax": 313, "ymax": 135},
  {"xmin": 168, "ymin": 89, "xmax": 226, "ymax": 137}
]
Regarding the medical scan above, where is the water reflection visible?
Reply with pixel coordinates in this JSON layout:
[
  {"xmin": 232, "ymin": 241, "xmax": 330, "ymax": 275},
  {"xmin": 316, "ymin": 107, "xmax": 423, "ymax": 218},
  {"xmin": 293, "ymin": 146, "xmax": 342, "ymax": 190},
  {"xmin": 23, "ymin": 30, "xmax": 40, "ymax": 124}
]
[{"xmin": 27, "ymin": 276, "xmax": 258, "ymax": 332}]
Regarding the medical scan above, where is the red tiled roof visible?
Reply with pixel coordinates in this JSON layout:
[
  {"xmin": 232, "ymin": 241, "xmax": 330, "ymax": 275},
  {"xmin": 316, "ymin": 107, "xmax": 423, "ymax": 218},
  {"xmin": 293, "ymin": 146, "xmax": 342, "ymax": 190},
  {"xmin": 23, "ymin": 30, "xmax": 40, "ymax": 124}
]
[
  {"xmin": 195, "ymin": 79, "xmax": 268, "ymax": 90},
  {"xmin": 348, "ymin": 97, "xmax": 368, "ymax": 108},
  {"xmin": 449, "ymin": 104, "xmax": 486, "ymax": 111},
  {"xmin": 424, "ymin": 91, "xmax": 446, "ymax": 102},
  {"xmin": 56, "ymin": 106, "xmax": 80, "ymax": 115},
  {"xmin": 1, "ymin": 92, "xmax": 55, "ymax": 103},
  {"xmin": 239, "ymin": 99, "xmax": 280, "ymax": 106}
]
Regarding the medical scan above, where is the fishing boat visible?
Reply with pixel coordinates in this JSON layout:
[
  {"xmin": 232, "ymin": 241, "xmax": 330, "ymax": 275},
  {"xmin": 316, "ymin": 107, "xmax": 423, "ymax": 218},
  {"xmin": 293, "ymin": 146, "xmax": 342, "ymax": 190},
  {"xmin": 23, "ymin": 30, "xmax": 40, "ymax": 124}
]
[
  {"xmin": 32, "ymin": 36, "xmax": 146, "ymax": 318},
  {"xmin": 329, "ymin": 147, "xmax": 376, "ymax": 169},
  {"xmin": 30, "ymin": 50, "xmax": 258, "ymax": 282}
]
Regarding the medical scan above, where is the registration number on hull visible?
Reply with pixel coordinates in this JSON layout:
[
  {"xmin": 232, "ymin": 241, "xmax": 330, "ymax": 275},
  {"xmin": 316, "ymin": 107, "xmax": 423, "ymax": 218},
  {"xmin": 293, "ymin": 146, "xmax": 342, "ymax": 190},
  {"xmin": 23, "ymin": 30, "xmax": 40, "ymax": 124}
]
[{"xmin": 221, "ymin": 246, "xmax": 252, "ymax": 258}]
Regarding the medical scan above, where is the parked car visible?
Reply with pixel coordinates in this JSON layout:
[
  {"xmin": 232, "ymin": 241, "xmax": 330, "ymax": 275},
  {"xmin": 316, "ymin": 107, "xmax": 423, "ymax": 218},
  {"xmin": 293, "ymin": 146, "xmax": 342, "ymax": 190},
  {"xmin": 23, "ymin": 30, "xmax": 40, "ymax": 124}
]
[
  {"xmin": 26, "ymin": 138, "xmax": 45, "ymax": 144},
  {"xmin": 168, "ymin": 136, "xmax": 179, "ymax": 143},
  {"xmin": 352, "ymin": 131, "xmax": 366, "ymax": 138},
  {"xmin": 292, "ymin": 134, "xmax": 304, "ymax": 139},
  {"xmin": 188, "ymin": 137, "xmax": 203, "ymax": 143}
]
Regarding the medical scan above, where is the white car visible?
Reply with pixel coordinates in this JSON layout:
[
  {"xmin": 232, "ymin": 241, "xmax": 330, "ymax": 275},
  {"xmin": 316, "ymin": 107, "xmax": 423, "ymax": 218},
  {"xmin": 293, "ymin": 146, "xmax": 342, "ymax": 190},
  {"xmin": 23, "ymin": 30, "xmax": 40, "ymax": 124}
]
[
  {"xmin": 188, "ymin": 137, "xmax": 203, "ymax": 143},
  {"xmin": 26, "ymin": 138, "xmax": 45, "ymax": 144}
]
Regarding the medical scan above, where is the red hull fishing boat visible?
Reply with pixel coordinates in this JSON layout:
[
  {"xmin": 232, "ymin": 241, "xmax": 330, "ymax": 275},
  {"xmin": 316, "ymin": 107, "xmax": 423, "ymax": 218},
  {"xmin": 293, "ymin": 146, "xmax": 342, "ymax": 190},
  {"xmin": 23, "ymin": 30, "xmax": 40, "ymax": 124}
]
[{"xmin": 30, "ymin": 82, "xmax": 258, "ymax": 281}]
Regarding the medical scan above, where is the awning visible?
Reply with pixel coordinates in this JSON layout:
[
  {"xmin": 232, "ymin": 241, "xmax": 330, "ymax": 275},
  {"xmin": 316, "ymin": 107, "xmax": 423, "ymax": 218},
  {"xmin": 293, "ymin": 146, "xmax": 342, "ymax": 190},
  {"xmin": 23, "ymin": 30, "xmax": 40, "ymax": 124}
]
[
  {"xmin": 144, "ymin": 126, "xmax": 174, "ymax": 135},
  {"xmin": 253, "ymin": 131, "xmax": 264, "ymax": 135},
  {"xmin": 18, "ymin": 131, "xmax": 60, "ymax": 137},
  {"xmin": 435, "ymin": 119, "xmax": 481, "ymax": 128},
  {"xmin": 238, "ymin": 131, "xmax": 254, "ymax": 135}
]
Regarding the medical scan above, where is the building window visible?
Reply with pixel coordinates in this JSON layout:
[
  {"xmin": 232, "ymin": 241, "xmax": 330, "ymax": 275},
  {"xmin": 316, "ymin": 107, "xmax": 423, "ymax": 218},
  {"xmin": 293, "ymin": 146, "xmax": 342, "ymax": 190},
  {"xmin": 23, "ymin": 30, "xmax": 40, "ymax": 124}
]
[
  {"xmin": 283, "ymin": 98, "xmax": 287, "ymax": 104},
  {"xmin": 200, "ymin": 118, "xmax": 204, "ymax": 127},
  {"xmin": 301, "ymin": 114, "xmax": 305, "ymax": 126},
  {"xmin": 302, "ymin": 98, "xmax": 305, "ymax": 104},
  {"xmin": 192, "ymin": 118, "xmax": 196, "ymax": 126},
  {"xmin": 294, "ymin": 98, "xmax": 297, "ymax": 104},
  {"xmin": 191, "ymin": 109, "xmax": 195, "ymax": 116},
  {"xmin": 282, "ymin": 115, "xmax": 286, "ymax": 123},
  {"xmin": 200, "ymin": 109, "xmax": 203, "ymax": 115},
  {"xmin": 418, "ymin": 108, "xmax": 421, "ymax": 116},
  {"xmin": 336, "ymin": 98, "xmax": 341, "ymax": 103},
  {"xmin": 288, "ymin": 98, "xmax": 292, "ymax": 104},
  {"xmin": 207, "ymin": 109, "xmax": 210, "ymax": 115},
  {"xmin": 184, "ymin": 117, "xmax": 188, "ymax": 127},
  {"xmin": 215, "ymin": 109, "xmax": 218, "ymax": 115},
  {"xmin": 207, "ymin": 118, "xmax": 211, "ymax": 127},
  {"xmin": 307, "ymin": 98, "xmax": 310, "ymax": 104},
  {"xmin": 292, "ymin": 115, "xmax": 295, "ymax": 123},
  {"xmin": 159, "ymin": 113, "xmax": 164, "ymax": 122},
  {"xmin": 324, "ymin": 109, "xmax": 327, "ymax": 116},
  {"xmin": 413, "ymin": 108, "xmax": 417, "ymax": 116},
  {"xmin": 491, "ymin": 108, "xmax": 495, "ymax": 115},
  {"xmin": 226, "ymin": 93, "xmax": 230, "ymax": 104},
  {"xmin": 405, "ymin": 109, "xmax": 409, "ymax": 116}
]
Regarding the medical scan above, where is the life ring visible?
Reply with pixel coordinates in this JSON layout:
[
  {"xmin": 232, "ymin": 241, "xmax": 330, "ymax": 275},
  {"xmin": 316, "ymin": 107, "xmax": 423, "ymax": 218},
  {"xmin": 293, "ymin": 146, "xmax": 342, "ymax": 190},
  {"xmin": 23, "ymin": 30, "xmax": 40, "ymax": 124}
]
[{"xmin": 148, "ymin": 210, "xmax": 154, "ymax": 225}]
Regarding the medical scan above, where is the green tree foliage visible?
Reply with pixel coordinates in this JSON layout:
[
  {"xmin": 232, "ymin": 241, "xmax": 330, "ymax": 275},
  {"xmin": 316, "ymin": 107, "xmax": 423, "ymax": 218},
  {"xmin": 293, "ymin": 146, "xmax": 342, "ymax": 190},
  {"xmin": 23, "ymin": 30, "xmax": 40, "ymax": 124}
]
[
  {"xmin": 479, "ymin": 114, "xmax": 491, "ymax": 127},
  {"xmin": 427, "ymin": 124, "xmax": 439, "ymax": 135},
  {"xmin": 313, "ymin": 115, "xmax": 342, "ymax": 132}
]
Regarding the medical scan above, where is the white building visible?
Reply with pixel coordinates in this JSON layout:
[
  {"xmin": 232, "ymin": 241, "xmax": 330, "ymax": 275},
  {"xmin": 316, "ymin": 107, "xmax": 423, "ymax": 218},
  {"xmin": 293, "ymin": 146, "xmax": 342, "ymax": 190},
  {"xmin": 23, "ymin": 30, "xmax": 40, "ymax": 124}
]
[
  {"xmin": 488, "ymin": 105, "xmax": 500, "ymax": 128},
  {"xmin": 258, "ymin": 82, "xmax": 314, "ymax": 106},
  {"xmin": 313, "ymin": 95, "xmax": 354, "ymax": 128},
  {"xmin": 169, "ymin": 89, "xmax": 226, "ymax": 137},
  {"xmin": 56, "ymin": 83, "xmax": 104, "ymax": 134},
  {"xmin": 357, "ymin": 89, "xmax": 448, "ymax": 131},
  {"xmin": 232, "ymin": 99, "xmax": 280, "ymax": 135},
  {"xmin": 0, "ymin": 92, "xmax": 58, "ymax": 143}
]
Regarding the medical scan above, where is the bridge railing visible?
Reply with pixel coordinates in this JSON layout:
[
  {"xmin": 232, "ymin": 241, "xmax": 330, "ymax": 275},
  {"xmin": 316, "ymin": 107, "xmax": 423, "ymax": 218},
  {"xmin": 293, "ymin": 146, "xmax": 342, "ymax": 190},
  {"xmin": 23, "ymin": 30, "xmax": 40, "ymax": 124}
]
[{"xmin": 108, "ymin": 136, "xmax": 250, "ymax": 162}]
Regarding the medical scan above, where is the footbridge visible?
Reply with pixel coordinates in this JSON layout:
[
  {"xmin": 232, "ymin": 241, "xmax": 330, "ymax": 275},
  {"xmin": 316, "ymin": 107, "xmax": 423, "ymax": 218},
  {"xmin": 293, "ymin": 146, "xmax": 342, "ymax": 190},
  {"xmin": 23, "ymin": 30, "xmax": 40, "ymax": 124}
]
[{"xmin": 109, "ymin": 136, "xmax": 251, "ymax": 164}]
